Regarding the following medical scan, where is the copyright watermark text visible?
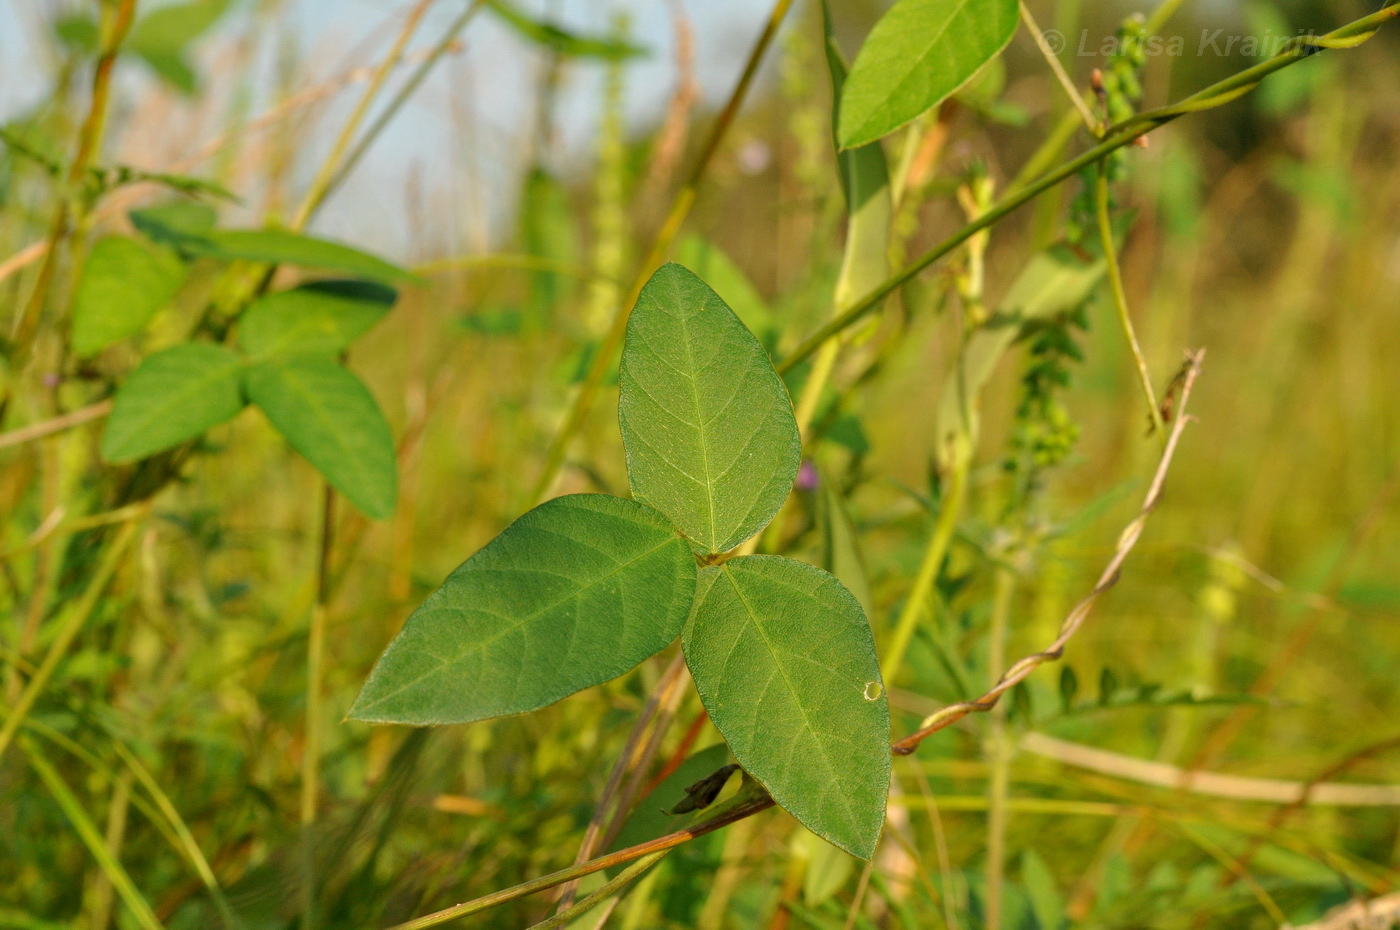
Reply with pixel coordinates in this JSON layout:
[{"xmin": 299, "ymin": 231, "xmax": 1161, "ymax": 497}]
[{"xmin": 1039, "ymin": 28, "xmax": 1322, "ymax": 58}]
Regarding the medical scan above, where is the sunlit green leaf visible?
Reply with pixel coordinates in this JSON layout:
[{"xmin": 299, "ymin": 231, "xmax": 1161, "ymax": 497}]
[
  {"xmin": 486, "ymin": 0, "xmax": 646, "ymax": 60},
  {"xmin": 102, "ymin": 343, "xmax": 246, "ymax": 463},
  {"xmin": 194, "ymin": 229, "xmax": 415, "ymax": 284},
  {"xmin": 244, "ymin": 356, "xmax": 398, "ymax": 519},
  {"xmin": 619, "ymin": 263, "xmax": 801, "ymax": 554},
  {"xmin": 350, "ymin": 494, "xmax": 697, "ymax": 723},
  {"xmin": 72, "ymin": 236, "xmax": 187, "ymax": 356},
  {"xmin": 683, "ymin": 556, "xmax": 890, "ymax": 859},
  {"xmin": 128, "ymin": 0, "xmax": 231, "ymax": 93},
  {"xmin": 239, "ymin": 280, "xmax": 396, "ymax": 359},
  {"xmin": 129, "ymin": 200, "xmax": 217, "ymax": 246},
  {"xmin": 838, "ymin": 0, "xmax": 1018, "ymax": 148}
]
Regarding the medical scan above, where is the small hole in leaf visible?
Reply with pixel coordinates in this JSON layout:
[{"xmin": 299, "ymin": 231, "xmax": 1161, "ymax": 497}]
[{"xmin": 863, "ymin": 681, "xmax": 883, "ymax": 701}]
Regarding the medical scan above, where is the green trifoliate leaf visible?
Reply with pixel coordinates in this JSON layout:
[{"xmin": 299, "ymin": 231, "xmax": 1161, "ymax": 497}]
[
  {"xmin": 72, "ymin": 236, "xmax": 187, "ymax": 356},
  {"xmin": 619, "ymin": 263, "xmax": 801, "ymax": 555},
  {"xmin": 102, "ymin": 343, "xmax": 246, "ymax": 463},
  {"xmin": 838, "ymin": 0, "xmax": 1018, "ymax": 149},
  {"xmin": 351, "ymin": 494, "xmax": 697, "ymax": 724},
  {"xmin": 239, "ymin": 280, "xmax": 396, "ymax": 359},
  {"xmin": 683, "ymin": 556, "xmax": 890, "ymax": 859},
  {"xmin": 244, "ymin": 356, "xmax": 397, "ymax": 519}
]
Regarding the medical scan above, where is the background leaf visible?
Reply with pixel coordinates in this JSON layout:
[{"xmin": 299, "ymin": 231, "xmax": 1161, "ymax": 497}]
[
  {"xmin": 131, "ymin": 219, "xmax": 414, "ymax": 285},
  {"xmin": 350, "ymin": 494, "xmax": 696, "ymax": 724},
  {"xmin": 618, "ymin": 263, "xmax": 801, "ymax": 554},
  {"xmin": 129, "ymin": 200, "xmax": 217, "ymax": 246},
  {"xmin": 683, "ymin": 556, "xmax": 890, "ymax": 859},
  {"xmin": 127, "ymin": 0, "xmax": 231, "ymax": 94},
  {"xmin": 838, "ymin": 0, "xmax": 1018, "ymax": 148},
  {"xmin": 72, "ymin": 236, "xmax": 187, "ymax": 356},
  {"xmin": 239, "ymin": 280, "xmax": 397, "ymax": 359},
  {"xmin": 102, "ymin": 343, "xmax": 246, "ymax": 463},
  {"xmin": 244, "ymin": 356, "xmax": 398, "ymax": 519},
  {"xmin": 486, "ymin": 0, "xmax": 647, "ymax": 60},
  {"xmin": 822, "ymin": 0, "xmax": 892, "ymax": 309}
]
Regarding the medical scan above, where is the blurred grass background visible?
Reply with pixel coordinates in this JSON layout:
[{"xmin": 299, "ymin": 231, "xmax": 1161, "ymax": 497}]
[{"xmin": 2, "ymin": 0, "xmax": 1399, "ymax": 927}]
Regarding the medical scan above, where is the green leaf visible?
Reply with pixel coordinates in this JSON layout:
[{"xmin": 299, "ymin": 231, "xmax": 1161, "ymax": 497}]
[
  {"xmin": 239, "ymin": 280, "xmax": 397, "ymax": 359},
  {"xmin": 486, "ymin": 0, "xmax": 647, "ymax": 60},
  {"xmin": 243, "ymin": 356, "xmax": 398, "ymax": 519},
  {"xmin": 54, "ymin": 14, "xmax": 100, "ymax": 54},
  {"xmin": 1022, "ymin": 849, "xmax": 1066, "ymax": 930},
  {"xmin": 72, "ymin": 236, "xmax": 187, "ymax": 356},
  {"xmin": 127, "ymin": 0, "xmax": 231, "ymax": 94},
  {"xmin": 193, "ymin": 229, "xmax": 415, "ymax": 284},
  {"xmin": 822, "ymin": 0, "xmax": 892, "ymax": 309},
  {"xmin": 800, "ymin": 828, "xmax": 857, "ymax": 905},
  {"xmin": 129, "ymin": 200, "xmax": 217, "ymax": 246},
  {"xmin": 683, "ymin": 556, "xmax": 890, "ymax": 859},
  {"xmin": 619, "ymin": 263, "xmax": 801, "ymax": 555},
  {"xmin": 350, "ymin": 494, "xmax": 697, "ymax": 724},
  {"xmin": 838, "ymin": 0, "xmax": 1018, "ymax": 149},
  {"xmin": 101, "ymin": 343, "xmax": 246, "ymax": 463}
]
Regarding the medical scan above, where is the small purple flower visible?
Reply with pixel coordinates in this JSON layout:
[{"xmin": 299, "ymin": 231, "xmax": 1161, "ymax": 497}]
[
  {"xmin": 795, "ymin": 460, "xmax": 819, "ymax": 492},
  {"xmin": 42, "ymin": 373, "xmax": 61, "ymax": 390}
]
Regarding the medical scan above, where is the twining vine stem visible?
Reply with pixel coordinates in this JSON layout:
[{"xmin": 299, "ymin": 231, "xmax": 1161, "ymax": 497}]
[{"xmin": 775, "ymin": 3, "xmax": 1399, "ymax": 376}]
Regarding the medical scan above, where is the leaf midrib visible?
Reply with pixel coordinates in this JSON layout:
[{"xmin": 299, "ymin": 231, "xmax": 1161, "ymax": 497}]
[
  {"xmin": 675, "ymin": 303, "xmax": 720, "ymax": 551},
  {"xmin": 274, "ymin": 362, "xmax": 381, "ymax": 506},
  {"xmin": 354, "ymin": 532, "xmax": 681, "ymax": 714},
  {"xmin": 718, "ymin": 563, "xmax": 859, "ymax": 831}
]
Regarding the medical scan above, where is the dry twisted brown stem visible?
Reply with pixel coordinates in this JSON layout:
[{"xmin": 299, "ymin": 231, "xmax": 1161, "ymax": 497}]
[{"xmin": 891, "ymin": 349, "xmax": 1204, "ymax": 756}]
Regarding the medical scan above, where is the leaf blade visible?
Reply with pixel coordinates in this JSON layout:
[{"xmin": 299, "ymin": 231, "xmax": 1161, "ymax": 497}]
[
  {"xmin": 619, "ymin": 263, "xmax": 801, "ymax": 554},
  {"xmin": 72, "ymin": 236, "xmax": 187, "ymax": 356},
  {"xmin": 683, "ymin": 556, "xmax": 890, "ymax": 859},
  {"xmin": 838, "ymin": 0, "xmax": 1018, "ymax": 148},
  {"xmin": 350, "ymin": 494, "xmax": 697, "ymax": 724},
  {"xmin": 238, "ymin": 280, "xmax": 396, "ymax": 359},
  {"xmin": 101, "ymin": 343, "xmax": 246, "ymax": 463},
  {"xmin": 244, "ymin": 356, "xmax": 398, "ymax": 519}
]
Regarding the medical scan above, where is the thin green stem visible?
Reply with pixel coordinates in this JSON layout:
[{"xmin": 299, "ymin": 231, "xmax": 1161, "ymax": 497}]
[
  {"xmin": 113, "ymin": 742, "xmax": 243, "ymax": 930},
  {"xmin": 289, "ymin": 0, "xmax": 435, "ymax": 231},
  {"xmin": 300, "ymin": 484, "xmax": 336, "ymax": 930},
  {"xmin": 776, "ymin": 1, "xmax": 1400, "ymax": 377},
  {"xmin": 382, "ymin": 796, "xmax": 774, "ymax": 930},
  {"xmin": 323, "ymin": 0, "xmax": 488, "ymax": 205},
  {"xmin": 529, "ymin": 0, "xmax": 797, "ymax": 504},
  {"xmin": 1019, "ymin": 1, "xmax": 1100, "ymax": 135},
  {"xmin": 983, "ymin": 568, "xmax": 1016, "ymax": 930},
  {"xmin": 880, "ymin": 460, "xmax": 968, "ymax": 687},
  {"xmin": 529, "ymin": 852, "xmax": 668, "ymax": 930},
  {"xmin": 0, "ymin": 517, "xmax": 140, "ymax": 764},
  {"xmin": 1095, "ymin": 162, "xmax": 1163, "ymax": 436},
  {"xmin": 23, "ymin": 738, "xmax": 166, "ymax": 930},
  {"xmin": 9, "ymin": 0, "xmax": 138, "ymax": 364}
]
